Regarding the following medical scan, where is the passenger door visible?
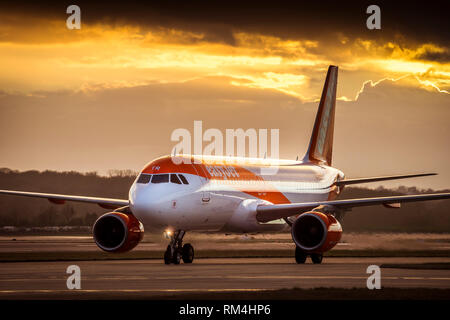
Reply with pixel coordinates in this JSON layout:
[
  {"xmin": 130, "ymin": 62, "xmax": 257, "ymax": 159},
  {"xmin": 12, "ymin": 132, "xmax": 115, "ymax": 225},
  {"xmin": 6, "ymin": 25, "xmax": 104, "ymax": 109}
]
[{"xmin": 191, "ymin": 163, "xmax": 210, "ymax": 203}]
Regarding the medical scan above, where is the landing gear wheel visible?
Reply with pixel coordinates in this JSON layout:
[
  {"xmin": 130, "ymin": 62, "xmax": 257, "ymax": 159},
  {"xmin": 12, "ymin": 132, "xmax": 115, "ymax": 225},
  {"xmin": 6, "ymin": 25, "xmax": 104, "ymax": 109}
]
[
  {"xmin": 164, "ymin": 245, "xmax": 172, "ymax": 264},
  {"xmin": 182, "ymin": 243, "xmax": 194, "ymax": 263},
  {"xmin": 295, "ymin": 246, "xmax": 307, "ymax": 264},
  {"xmin": 163, "ymin": 230, "xmax": 189, "ymax": 265},
  {"xmin": 310, "ymin": 253, "xmax": 323, "ymax": 264},
  {"xmin": 172, "ymin": 250, "xmax": 181, "ymax": 265}
]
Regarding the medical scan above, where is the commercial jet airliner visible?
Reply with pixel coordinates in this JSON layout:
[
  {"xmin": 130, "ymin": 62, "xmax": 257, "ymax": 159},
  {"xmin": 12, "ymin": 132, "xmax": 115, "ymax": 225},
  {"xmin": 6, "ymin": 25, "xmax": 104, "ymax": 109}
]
[{"xmin": 1, "ymin": 65, "xmax": 449, "ymax": 264}]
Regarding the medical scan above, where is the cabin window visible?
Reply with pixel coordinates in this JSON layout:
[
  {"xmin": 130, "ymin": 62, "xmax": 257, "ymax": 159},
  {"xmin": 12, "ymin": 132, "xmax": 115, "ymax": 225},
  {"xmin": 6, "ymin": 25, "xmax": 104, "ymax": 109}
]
[
  {"xmin": 178, "ymin": 174, "xmax": 189, "ymax": 184},
  {"xmin": 170, "ymin": 174, "xmax": 182, "ymax": 184},
  {"xmin": 137, "ymin": 174, "xmax": 151, "ymax": 184},
  {"xmin": 151, "ymin": 174, "xmax": 169, "ymax": 184}
]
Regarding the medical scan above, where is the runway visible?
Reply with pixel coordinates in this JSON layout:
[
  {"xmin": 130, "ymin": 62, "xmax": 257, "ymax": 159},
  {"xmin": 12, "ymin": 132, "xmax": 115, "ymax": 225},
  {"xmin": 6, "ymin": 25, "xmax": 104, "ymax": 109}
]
[
  {"xmin": 1, "ymin": 234, "xmax": 450, "ymax": 299},
  {"xmin": 1, "ymin": 257, "xmax": 450, "ymax": 299}
]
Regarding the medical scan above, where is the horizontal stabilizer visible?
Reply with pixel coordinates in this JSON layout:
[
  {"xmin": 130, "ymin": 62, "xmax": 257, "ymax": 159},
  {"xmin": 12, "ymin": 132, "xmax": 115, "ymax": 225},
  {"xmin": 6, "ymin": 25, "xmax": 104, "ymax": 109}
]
[{"xmin": 336, "ymin": 173, "xmax": 437, "ymax": 186}]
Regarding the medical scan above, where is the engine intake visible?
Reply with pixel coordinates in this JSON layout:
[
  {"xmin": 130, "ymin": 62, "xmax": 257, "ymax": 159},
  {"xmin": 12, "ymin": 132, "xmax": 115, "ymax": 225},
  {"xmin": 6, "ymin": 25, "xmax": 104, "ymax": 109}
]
[
  {"xmin": 291, "ymin": 211, "xmax": 342, "ymax": 253},
  {"xmin": 93, "ymin": 212, "xmax": 144, "ymax": 253}
]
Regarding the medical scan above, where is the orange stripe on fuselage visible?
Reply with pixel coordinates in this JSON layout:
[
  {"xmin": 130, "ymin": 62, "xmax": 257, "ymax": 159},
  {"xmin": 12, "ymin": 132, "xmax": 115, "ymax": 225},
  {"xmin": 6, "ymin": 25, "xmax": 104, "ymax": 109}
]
[{"xmin": 141, "ymin": 155, "xmax": 291, "ymax": 204}]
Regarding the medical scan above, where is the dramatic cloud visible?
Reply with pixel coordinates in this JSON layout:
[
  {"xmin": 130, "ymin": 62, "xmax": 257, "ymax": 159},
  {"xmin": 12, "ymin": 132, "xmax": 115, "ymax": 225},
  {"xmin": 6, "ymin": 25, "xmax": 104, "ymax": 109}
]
[
  {"xmin": 0, "ymin": 1, "xmax": 448, "ymax": 189},
  {"xmin": 0, "ymin": 1, "xmax": 449, "ymax": 96}
]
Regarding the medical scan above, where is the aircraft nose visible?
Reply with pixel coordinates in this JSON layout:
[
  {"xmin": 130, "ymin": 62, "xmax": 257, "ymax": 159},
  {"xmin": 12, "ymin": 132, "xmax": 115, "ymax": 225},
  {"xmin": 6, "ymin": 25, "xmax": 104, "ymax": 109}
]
[
  {"xmin": 129, "ymin": 185, "xmax": 170, "ymax": 226},
  {"xmin": 131, "ymin": 187, "xmax": 159, "ymax": 212}
]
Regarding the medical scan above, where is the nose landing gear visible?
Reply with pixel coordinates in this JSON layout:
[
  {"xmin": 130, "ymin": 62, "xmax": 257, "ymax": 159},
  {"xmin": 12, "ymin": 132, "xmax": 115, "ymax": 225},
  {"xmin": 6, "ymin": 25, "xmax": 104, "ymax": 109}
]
[{"xmin": 164, "ymin": 230, "xmax": 195, "ymax": 264}]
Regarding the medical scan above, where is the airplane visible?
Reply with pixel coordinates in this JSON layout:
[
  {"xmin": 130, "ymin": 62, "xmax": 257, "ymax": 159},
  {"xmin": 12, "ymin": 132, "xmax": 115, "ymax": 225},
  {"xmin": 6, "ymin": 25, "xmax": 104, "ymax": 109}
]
[{"xmin": 1, "ymin": 65, "xmax": 450, "ymax": 265}]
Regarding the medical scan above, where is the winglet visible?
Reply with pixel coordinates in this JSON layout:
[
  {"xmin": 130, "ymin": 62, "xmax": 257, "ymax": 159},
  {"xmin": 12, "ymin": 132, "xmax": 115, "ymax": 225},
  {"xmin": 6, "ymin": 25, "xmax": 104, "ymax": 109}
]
[{"xmin": 303, "ymin": 65, "xmax": 338, "ymax": 166}]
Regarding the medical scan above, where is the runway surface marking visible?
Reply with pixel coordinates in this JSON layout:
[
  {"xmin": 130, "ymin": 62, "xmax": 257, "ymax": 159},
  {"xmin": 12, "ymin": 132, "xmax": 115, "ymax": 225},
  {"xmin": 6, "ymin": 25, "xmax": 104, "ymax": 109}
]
[
  {"xmin": 0, "ymin": 288, "xmax": 266, "ymax": 294},
  {"xmin": 2, "ymin": 276, "xmax": 450, "ymax": 281},
  {"xmin": 2, "ymin": 257, "xmax": 450, "ymax": 295}
]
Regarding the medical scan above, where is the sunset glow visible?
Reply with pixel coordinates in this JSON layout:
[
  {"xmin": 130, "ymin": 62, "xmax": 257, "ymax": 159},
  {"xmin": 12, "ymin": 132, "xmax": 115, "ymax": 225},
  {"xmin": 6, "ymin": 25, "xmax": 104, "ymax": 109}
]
[
  {"xmin": 0, "ymin": 14, "xmax": 448, "ymax": 101},
  {"xmin": 0, "ymin": 2, "xmax": 449, "ymax": 190}
]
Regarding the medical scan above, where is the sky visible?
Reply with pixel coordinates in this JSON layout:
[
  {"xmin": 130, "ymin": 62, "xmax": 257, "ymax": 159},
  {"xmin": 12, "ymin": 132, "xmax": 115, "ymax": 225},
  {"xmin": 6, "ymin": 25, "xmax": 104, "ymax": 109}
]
[{"xmin": 0, "ymin": 1, "xmax": 449, "ymax": 189}]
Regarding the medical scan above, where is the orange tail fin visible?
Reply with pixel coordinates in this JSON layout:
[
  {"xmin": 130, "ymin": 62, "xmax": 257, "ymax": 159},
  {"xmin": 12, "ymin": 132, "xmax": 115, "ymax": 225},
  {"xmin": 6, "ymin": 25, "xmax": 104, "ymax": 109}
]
[{"xmin": 303, "ymin": 65, "xmax": 338, "ymax": 166}]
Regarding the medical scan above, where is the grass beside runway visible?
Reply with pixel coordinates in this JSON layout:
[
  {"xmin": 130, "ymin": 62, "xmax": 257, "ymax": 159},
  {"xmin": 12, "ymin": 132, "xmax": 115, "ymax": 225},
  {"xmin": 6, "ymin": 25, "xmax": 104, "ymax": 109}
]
[
  {"xmin": 1, "ymin": 249, "xmax": 450, "ymax": 262},
  {"xmin": 381, "ymin": 262, "xmax": 450, "ymax": 270},
  {"xmin": 3, "ymin": 287, "xmax": 448, "ymax": 300},
  {"xmin": 151, "ymin": 287, "xmax": 450, "ymax": 300}
]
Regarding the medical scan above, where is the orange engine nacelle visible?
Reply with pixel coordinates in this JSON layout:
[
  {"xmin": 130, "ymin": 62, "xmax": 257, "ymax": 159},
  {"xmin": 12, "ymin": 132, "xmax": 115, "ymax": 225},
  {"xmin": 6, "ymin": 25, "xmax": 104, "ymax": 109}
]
[
  {"xmin": 291, "ymin": 211, "xmax": 342, "ymax": 253},
  {"xmin": 93, "ymin": 212, "xmax": 144, "ymax": 253}
]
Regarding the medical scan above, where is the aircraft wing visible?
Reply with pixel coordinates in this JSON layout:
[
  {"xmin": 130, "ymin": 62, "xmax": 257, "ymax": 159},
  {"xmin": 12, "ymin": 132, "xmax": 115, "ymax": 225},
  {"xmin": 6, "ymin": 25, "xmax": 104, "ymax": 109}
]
[
  {"xmin": 256, "ymin": 192, "xmax": 450, "ymax": 223},
  {"xmin": 0, "ymin": 189, "xmax": 129, "ymax": 210},
  {"xmin": 336, "ymin": 173, "xmax": 436, "ymax": 186}
]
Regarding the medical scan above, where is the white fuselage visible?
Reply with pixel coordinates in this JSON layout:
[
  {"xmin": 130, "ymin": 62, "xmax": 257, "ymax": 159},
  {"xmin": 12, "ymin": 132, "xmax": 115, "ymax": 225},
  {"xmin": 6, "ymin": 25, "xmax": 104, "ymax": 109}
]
[{"xmin": 129, "ymin": 155, "xmax": 344, "ymax": 233}]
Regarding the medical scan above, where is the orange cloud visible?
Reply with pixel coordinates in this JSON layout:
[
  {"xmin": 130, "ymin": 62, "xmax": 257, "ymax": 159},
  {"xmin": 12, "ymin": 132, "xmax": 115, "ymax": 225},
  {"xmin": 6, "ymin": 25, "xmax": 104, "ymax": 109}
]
[{"xmin": 0, "ymin": 14, "xmax": 448, "ymax": 102}]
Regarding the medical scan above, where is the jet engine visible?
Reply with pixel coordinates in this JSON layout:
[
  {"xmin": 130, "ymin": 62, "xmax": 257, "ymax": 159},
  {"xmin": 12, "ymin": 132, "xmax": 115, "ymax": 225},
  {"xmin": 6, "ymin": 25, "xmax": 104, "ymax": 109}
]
[
  {"xmin": 93, "ymin": 212, "xmax": 144, "ymax": 253},
  {"xmin": 291, "ymin": 211, "xmax": 342, "ymax": 253}
]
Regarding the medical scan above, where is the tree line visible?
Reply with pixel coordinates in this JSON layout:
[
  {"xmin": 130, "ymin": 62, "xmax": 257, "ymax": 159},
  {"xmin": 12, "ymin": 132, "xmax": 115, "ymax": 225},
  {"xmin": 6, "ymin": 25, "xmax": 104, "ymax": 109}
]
[{"xmin": 0, "ymin": 168, "xmax": 449, "ymax": 232}]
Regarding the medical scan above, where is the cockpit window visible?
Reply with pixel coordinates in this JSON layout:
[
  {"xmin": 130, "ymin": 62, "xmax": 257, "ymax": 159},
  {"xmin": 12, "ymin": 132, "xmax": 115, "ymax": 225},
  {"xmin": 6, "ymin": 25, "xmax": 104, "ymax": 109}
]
[
  {"xmin": 170, "ymin": 174, "xmax": 182, "ymax": 184},
  {"xmin": 178, "ymin": 174, "xmax": 189, "ymax": 185},
  {"xmin": 139, "ymin": 173, "xmax": 188, "ymax": 185},
  {"xmin": 151, "ymin": 174, "xmax": 169, "ymax": 184},
  {"xmin": 137, "ymin": 174, "xmax": 151, "ymax": 184}
]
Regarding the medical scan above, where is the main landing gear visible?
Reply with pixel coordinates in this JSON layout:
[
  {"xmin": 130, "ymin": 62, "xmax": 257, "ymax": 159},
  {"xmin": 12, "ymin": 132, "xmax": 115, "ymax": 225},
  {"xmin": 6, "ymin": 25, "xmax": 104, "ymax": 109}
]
[
  {"xmin": 295, "ymin": 246, "xmax": 323, "ymax": 264},
  {"xmin": 164, "ymin": 230, "xmax": 195, "ymax": 265}
]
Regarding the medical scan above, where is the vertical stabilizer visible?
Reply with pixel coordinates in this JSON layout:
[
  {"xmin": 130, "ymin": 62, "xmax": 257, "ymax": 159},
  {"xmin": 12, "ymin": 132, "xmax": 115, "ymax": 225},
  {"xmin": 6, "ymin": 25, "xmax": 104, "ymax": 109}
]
[{"xmin": 302, "ymin": 65, "xmax": 338, "ymax": 166}]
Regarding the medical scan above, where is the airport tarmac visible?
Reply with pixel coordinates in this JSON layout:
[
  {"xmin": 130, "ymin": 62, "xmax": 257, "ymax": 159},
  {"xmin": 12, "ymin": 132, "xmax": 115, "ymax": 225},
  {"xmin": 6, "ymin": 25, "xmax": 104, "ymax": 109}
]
[
  {"xmin": 2, "ymin": 232, "xmax": 450, "ymax": 252},
  {"xmin": 1, "ymin": 257, "xmax": 450, "ymax": 299},
  {"xmin": 0, "ymin": 234, "xmax": 449, "ymax": 299}
]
